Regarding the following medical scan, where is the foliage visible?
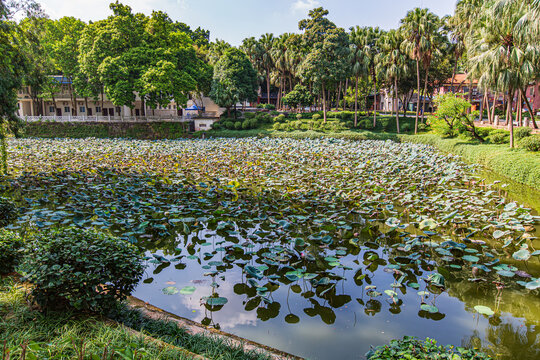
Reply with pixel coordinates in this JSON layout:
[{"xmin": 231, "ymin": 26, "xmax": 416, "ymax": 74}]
[
  {"xmin": 429, "ymin": 94, "xmax": 483, "ymax": 141},
  {"xmin": 366, "ymin": 336, "xmax": 491, "ymax": 360},
  {"xmin": 282, "ymin": 84, "xmax": 313, "ymax": 111},
  {"xmin": 21, "ymin": 228, "xmax": 145, "ymax": 312},
  {"xmin": 0, "ymin": 229, "xmax": 24, "ymax": 274},
  {"xmin": 210, "ymin": 48, "xmax": 258, "ymax": 116},
  {"xmin": 519, "ymin": 135, "xmax": 540, "ymax": 152},
  {"xmin": 0, "ymin": 196, "xmax": 17, "ymax": 227},
  {"xmin": 515, "ymin": 127, "xmax": 532, "ymax": 140}
]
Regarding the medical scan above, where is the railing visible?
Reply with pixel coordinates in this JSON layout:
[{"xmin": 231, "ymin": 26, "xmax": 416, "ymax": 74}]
[{"xmin": 20, "ymin": 115, "xmax": 189, "ymax": 123}]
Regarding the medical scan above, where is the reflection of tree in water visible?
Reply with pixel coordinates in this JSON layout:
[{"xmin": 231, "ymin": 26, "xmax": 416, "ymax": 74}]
[{"xmin": 462, "ymin": 321, "xmax": 540, "ymax": 360}]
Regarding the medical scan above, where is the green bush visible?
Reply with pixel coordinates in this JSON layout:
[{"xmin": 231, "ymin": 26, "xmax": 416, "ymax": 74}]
[
  {"xmin": 244, "ymin": 112, "xmax": 256, "ymax": 119},
  {"xmin": 241, "ymin": 120, "xmax": 250, "ymax": 130},
  {"xmin": 487, "ymin": 130, "xmax": 510, "ymax": 144},
  {"xmin": 519, "ymin": 135, "xmax": 540, "ymax": 151},
  {"xmin": 0, "ymin": 229, "xmax": 24, "ymax": 274},
  {"xmin": 264, "ymin": 104, "xmax": 276, "ymax": 110},
  {"xmin": 269, "ymin": 110, "xmax": 279, "ymax": 116},
  {"xmin": 234, "ymin": 121, "xmax": 242, "ymax": 130},
  {"xmin": 366, "ymin": 336, "xmax": 490, "ymax": 360},
  {"xmin": 274, "ymin": 114, "xmax": 286, "ymax": 123},
  {"xmin": 515, "ymin": 127, "xmax": 532, "ymax": 140},
  {"xmin": 22, "ymin": 228, "xmax": 145, "ymax": 312},
  {"xmin": 312, "ymin": 114, "xmax": 321, "ymax": 121},
  {"xmin": 296, "ymin": 114, "xmax": 302, "ymax": 120},
  {"xmin": 0, "ymin": 197, "xmax": 17, "ymax": 227}
]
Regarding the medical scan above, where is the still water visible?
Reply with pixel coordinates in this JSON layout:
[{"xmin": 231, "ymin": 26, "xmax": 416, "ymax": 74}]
[{"xmin": 133, "ymin": 174, "xmax": 540, "ymax": 360}]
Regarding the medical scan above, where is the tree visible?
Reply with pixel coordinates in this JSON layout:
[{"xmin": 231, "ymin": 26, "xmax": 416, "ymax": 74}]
[
  {"xmin": 0, "ymin": 0, "xmax": 44, "ymax": 174},
  {"xmin": 429, "ymin": 93, "xmax": 483, "ymax": 141},
  {"xmin": 350, "ymin": 26, "xmax": 383, "ymax": 127},
  {"xmin": 401, "ymin": 8, "xmax": 441, "ymax": 133},
  {"xmin": 282, "ymin": 84, "xmax": 313, "ymax": 112},
  {"xmin": 300, "ymin": 28, "xmax": 349, "ymax": 122},
  {"xmin": 467, "ymin": 0, "xmax": 539, "ymax": 147},
  {"xmin": 376, "ymin": 29, "xmax": 410, "ymax": 133},
  {"xmin": 210, "ymin": 48, "xmax": 258, "ymax": 118},
  {"xmin": 45, "ymin": 17, "xmax": 86, "ymax": 115},
  {"xmin": 258, "ymin": 33, "xmax": 275, "ymax": 106}
]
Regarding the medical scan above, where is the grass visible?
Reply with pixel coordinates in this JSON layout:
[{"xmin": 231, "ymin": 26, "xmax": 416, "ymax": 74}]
[
  {"xmin": 399, "ymin": 133, "xmax": 540, "ymax": 191},
  {"xmin": 0, "ymin": 276, "xmax": 271, "ymax": 360}
]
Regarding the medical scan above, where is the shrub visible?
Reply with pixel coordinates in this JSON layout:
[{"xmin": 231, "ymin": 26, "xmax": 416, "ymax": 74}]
[
  {"xmin": 312, "ymin": 114, "xmax": 321, "ymax": 121},
  {"xmin": 296, "ymin": 114, "xmax": 302, "ymax": 120},
  {"xmin": 401, "ymin": 123, "xmax": 411, "ymax": 132},
  {"xmin": 241, "ymin": 120, "xmax": 250, "ymax": 130},
  {"xmin": 0, "ymin": 229, "xmax": 24, "ymax": 274},
  {"xmin": 256, "ymin": 104, "xmax": 264, "ymax": 109},
  {"xmin": 0, "ymin": 197, "xmax": 17, "ymax": 227},
  {"xmin": 234, "ymin": 121, "xmax": 242, "ymax": 130},
  {"xmin": 264, "ymin": 104, "xmax": 276, "ymax": 110},
  {"xmin": 519, "ymin": 135, "xmax": 540, "ymax": 151},
  {"xmin": 417, "ymin": 123, "xmax": 427, "ymax": 132},
  {"xmin": 248, "ymin": 118, "xmax": 258, "ymax": 128},
  {"xmin": 272, "ymin": 122, "xmax": 281, "ymax": 131},
  {"xmin": 22, "ymin": 228, "xmax": 145, "ymax": 312},
  {"xmin": 244, "ymin": 112, "xmax": 256, "ymax": 119},
  {"xmin": 256, "ymin": 113, "xmax": 272, "ymax": 124},
  {"xmin": 515, "ymin": 127, "xmax": 532, "ymax": 140},
  {"xmin": 487, "ymin": 130, "xmax": 510, "ymax": 144},
  {"xmin": 269, "ymin": 110, "xmax": 279, "ymax": 116},
  {"xmin": 366, "ymin": 336, "xmax": 490, "ymax": 360},
  {"xmin": 274, "ymin": 114, "xmax": 286, "ymax": 123}
]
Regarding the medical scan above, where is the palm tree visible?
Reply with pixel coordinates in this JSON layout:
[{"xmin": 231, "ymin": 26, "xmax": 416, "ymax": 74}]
[
  {"xmin": 400, "ymin": 8, "xmax": 441, "ymax": 133},
  {"xmin": 376, "ymin": 29, "xmax": 410, "ymax": 133},
  {"xmin": 349, "ymin": 26, "xmax": 382, "ymax": 127},
  {"xmin": 468, "ymin": 0, "xmax": 538, "ymax": 147},
  {"xmin": 258, "ymin": 33, "xmax": 275, "ymax": 106},
  {"xmin": 349, "ymin": 29, "xmax": 367, "ymax": 127}
]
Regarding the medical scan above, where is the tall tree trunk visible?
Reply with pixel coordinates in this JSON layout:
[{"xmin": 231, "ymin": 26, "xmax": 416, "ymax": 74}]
[
  {"xmin": 450, "ymin": 55, "xmax": 458, "ymax": 93},
  {"xmin": 467, "ymin": 78, "xmax": 473, "ymax": 114},
  {"xmin": 322, "ymin": 82, "xmax": 327, "ymax": 123},
  {"xmin": 491, "ymin": 92, "xmax": 498, "ymax": 124},
  {"xmin": 101, "ymin": 87, "xmax": 104, "ymax": 115},
  {"xmin": 421, "ymin": 66, "xmax": 429, "ymax": 123},
  {"xmin": 354, "ymin": 75, "xmax": 359, "ymax": 127},
  {"xmin": 336, "ymin": 81, "xmax": 342, "ymax": 111},
  {"xmin": 266, "ymin": 70, "xmax": 271, "ymax": 105},
  {"xmin": 70, "ymin": 83, "xmax": 77, "ymax": 116},
  {"xmin": 517, "ymin": 91, "xmax": 522, "ymax": 126},
  {"xmin": 372, "ymin": 68, "xmax": 377, "ymax": 128},
  {"xmin": 84, "ymin": 97, "xmax": 89, "ymax": 118},
  {"xmin": 51, "ymin": 94, "xmax": 57, "ymax": 114},
  {"xmin": 415, "ymin": 59, "xmax": 420, "ymax": 134},
  {"xmin": 344, "ymin": 78, "xmax": 349, "ymax": 110},
  {"xmin": 395, "ymin": 78, "xmax": 400, "ymax": 134},
  {"xmin": 520, "ymin": 87, "xmax": 538, "ymax": 129},
  {"xmin": 508, "ymin": 92, "xmax": 514, "ymax": 148}
]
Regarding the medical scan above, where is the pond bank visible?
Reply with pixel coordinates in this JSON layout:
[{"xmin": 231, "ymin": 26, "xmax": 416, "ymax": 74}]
[{"xmin": 398, "ymin": 133, "xmax": 540, "ymax": 192}]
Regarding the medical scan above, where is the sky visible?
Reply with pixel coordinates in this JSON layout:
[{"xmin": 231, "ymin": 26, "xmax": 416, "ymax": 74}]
[{"xmin": 38, "ymin": 0, "xmax": 458, "ymax": 45}]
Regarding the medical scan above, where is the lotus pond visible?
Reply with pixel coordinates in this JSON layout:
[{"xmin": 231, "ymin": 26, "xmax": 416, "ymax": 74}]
[{"xmin": 3, "ymin": 137, "xmax": 540, "ymax": 360}]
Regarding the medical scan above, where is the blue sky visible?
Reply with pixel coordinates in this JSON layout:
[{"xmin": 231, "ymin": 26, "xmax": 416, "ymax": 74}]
[{"xmin": 39, "ymin": 0, "xmax": 457, "ymax": 45}]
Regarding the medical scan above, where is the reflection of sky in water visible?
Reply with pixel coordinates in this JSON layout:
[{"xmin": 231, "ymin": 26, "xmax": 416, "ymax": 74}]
[{"xmin": 133, "ymin": 240, "xmax": 540, "ymax": 360}]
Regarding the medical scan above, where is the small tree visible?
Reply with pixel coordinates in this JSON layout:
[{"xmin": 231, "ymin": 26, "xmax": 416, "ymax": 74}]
[
  {"xmin": 210, "ymin": 48, "xmax": 258, "ymax": 118},
  {"xmin": 429, "ymin": 94, "xmax": 483, "ymax": 141},
  {"xmin": 282, "ymin": 84, "xmax": 313, "ymax": 112}
]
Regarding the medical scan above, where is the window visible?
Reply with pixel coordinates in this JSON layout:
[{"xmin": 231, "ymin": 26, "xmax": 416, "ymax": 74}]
[
  {"xmin": 168, "ymin": 105, "xmax": 171, "ymax": 110},
  {"xmin": 200, "ymin": 123, "xmax": 206, "ymax": 127},
  {"xmin": 49, "ymin": 106, "xmax": 55, "ymax": 113},
  {"xmin": 64, "ymin": 106, "xmax": 70, "ymax": 113},
  {"xmin": 96, "ymin": 106, "xmax": 101, "ymax": 113},
  {"xmin": 173, "ymin": 105, "xmax": 176, "ymax": 109},
  {"xmin": 80, "ymin": 106, "xmax": 85, "ymax": 113}
]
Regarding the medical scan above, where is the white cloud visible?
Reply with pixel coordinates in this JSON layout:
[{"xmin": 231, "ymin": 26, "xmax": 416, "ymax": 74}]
[{"xmin": 291, "ymin": 0, "xmax": 321, "ymax": 14}]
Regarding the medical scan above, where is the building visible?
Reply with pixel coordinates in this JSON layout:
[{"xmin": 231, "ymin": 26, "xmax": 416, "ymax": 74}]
[{"xmin": 16, "ymin": 76, "xmax": 226, "ymax": 129}]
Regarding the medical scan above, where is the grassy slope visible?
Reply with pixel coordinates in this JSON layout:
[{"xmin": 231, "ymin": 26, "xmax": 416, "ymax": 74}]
[{"xmin": 399, "ymin": 133, "xmax": 540, "ymax": 191}]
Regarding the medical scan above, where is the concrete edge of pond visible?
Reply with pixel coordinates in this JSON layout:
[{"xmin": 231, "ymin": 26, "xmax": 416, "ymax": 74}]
[{"xmin": 127, "ymin": 296, "xmax": 305, "ymax": 360}]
